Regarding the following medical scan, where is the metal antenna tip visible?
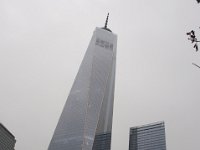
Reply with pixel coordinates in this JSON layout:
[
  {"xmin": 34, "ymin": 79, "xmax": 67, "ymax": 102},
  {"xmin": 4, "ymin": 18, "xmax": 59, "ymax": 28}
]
[
  {"xmin": 104, "ymin": 13, "xmax": 109, "ymax": 28},
  {"xmin": 102, "ymin": 13, "xmax": 112, "ymax": 32}
]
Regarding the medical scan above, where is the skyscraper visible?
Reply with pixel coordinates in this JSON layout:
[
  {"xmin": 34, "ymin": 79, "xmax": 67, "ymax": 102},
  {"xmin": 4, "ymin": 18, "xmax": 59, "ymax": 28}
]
[
  {"xmin": 0, "ymin": 123, "xmax": 16, "ymax": 150},
  {"xmin": 129, "ymin": 122, "xmax": 167, "ymax": 150},
  {"xmin": 48, "ymin": 14, "xmax": 117, "ymax": 150}
]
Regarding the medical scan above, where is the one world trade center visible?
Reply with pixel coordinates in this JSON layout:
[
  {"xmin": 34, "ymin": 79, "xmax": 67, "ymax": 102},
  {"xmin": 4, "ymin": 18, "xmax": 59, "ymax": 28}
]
[{"xmin": 48, "ymin": 14, "xmax": 117, "ymax": 150}]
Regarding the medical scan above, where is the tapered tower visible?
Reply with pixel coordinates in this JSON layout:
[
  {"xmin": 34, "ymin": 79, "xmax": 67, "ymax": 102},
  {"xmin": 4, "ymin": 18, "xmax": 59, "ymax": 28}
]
[{"xmin": 48, "ymin": 15, "xmax": 117, "ymax": 150}]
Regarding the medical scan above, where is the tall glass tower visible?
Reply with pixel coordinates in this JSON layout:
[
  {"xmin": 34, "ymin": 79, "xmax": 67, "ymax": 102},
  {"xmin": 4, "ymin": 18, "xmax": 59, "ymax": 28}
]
[
  {"xmin": 48, "ymin": 14, "xmax": 117, "ymax": 150},
  {"xmin": 0, "ymin": 123, "xmax": 16, "ymax": 150},
  {"xmin": 129, "ymin": 122, "xmax": 167, "ymax": 150}
]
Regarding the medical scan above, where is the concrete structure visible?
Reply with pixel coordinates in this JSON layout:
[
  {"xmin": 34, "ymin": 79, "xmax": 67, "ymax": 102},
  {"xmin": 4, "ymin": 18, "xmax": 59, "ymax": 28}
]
[
  {"xmin": 0, "ymin": 123, "xmax": 16, "ymax": 150},
  {"xmin": 48, "ymin": 14, "xmax": 117, "ymax": 150},
  {"xmin": 129, "ymin": 122, "xmax": 167, "ymax": 150}
]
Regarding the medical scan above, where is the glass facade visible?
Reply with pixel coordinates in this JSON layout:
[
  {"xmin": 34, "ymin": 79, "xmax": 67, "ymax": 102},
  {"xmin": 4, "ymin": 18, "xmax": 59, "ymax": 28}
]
[
  {"xmin": 129, "ymin": 122, "xmax": 167, "ymax": 150},
  {"xmin": 0, "ymin": 123, "xmax": 16, "ymax": 150},
  {"xmin": 92, "ymin": 132, "xmax": 111, "ymax": 150},
  {"xmin": 48, "ymin": 27, "xmax": 117, "ymax": 150}
]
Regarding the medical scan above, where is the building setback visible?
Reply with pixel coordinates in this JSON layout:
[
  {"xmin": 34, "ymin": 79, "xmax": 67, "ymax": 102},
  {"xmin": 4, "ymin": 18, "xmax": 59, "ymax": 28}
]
[
  {"xmin": 0, "ymin": 123, "xmax": 16, "ymax": 150},
  {"xmin": 48, "ymin": 14, "xmax": 117, "ymax": 150},
  {"xmin": 129, "ymin": 122, "xmax": 167, "ymax": 150}
]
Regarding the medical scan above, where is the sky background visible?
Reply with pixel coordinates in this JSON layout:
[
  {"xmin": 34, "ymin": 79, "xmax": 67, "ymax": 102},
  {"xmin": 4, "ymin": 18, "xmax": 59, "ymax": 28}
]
[{"xmin": 1, "ymin": 0, "xmax": 200, "ymax": 150}]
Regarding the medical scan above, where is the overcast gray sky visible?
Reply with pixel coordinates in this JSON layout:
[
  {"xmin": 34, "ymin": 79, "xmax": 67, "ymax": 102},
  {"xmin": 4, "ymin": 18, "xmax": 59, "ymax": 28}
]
[{"xmin": 1, "ymin": 0, "xmax": 200, "ymax": 150}]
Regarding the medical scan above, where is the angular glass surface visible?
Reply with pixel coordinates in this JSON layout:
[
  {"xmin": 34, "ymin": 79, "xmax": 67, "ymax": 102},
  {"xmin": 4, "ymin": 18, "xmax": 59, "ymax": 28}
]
[{"xmin": 48, "ymin": 28, "xmax": 117, "ymax": 150}]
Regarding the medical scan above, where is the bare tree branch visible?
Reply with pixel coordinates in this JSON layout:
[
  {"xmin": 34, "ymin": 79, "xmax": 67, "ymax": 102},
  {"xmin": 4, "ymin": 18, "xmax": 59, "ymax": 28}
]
[{"xmin": 192, "ymin": 63, "xmax": 200, "ymax": 68}]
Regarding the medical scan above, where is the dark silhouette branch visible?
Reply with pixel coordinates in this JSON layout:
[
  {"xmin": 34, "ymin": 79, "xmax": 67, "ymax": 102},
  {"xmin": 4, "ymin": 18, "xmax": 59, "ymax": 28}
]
[
  {"xmin": 186, "ymin": 30, "xmax": 199, "ymax": 51},
  {"xmin": 192, "ymin": 63, "xmax": 200, "ymax": 69}
]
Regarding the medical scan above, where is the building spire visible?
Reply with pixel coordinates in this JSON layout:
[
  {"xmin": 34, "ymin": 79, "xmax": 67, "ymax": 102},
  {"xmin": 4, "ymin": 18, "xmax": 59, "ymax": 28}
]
[
  {"xmin": 104, "ymin": 13, "xmax": 109, "ymax": 29},
  {"xmin": 102, "ymin": 13, "xmax": 112, "ymax": 32}
]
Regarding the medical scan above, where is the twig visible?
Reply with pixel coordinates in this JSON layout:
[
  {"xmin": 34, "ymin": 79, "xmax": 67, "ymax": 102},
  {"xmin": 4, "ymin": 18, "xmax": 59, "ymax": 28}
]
[{"xmin": 192, "ymin": 63, "xmax": 200, "ymax": 68}]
